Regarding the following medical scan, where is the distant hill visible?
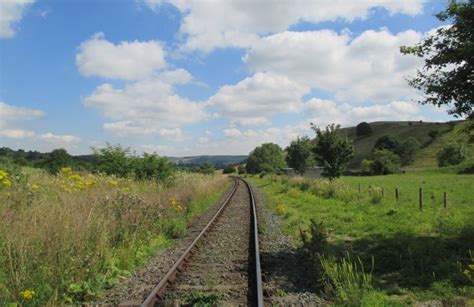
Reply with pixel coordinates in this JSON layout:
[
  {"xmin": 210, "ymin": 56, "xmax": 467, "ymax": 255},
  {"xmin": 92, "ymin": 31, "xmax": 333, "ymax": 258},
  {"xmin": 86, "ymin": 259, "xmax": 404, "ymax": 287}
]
[
  {"xmin": 340, "ymin": 120, "xmax": 473, "ymax": 169},
  {"xmin": 168, "ymin": 155, "xmax": 247, "ymax": 167}
]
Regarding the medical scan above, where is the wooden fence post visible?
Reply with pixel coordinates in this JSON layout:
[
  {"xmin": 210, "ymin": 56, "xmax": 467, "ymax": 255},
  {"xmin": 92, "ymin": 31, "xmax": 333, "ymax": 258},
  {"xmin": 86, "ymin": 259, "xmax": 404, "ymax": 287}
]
[
  {"xmin": 381, "ymin": 187, "xmax": 384, "ymax": 197},
  {"xmin": 419, "ymin": 188, "xmax": 423, "ymax": 211},
  {"xmin": 395, "ymin": 188, "xmax": 399, "ymax": 201},
  {"xmin": 444, "ymin": 192, "xmax": 447, "ymax": 208}
]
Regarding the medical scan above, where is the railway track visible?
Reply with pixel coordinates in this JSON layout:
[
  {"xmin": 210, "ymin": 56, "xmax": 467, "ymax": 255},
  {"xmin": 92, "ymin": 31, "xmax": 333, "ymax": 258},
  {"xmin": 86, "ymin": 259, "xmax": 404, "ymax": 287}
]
[{"xmin": 127, "ymin": 177, "xmax": 263, "ymax": 306}]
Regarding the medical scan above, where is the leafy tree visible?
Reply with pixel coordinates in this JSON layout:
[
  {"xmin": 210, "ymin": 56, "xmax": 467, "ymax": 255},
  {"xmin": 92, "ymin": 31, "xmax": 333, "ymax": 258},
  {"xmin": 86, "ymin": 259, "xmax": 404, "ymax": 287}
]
[
  {"xmin": 356, "ymin": 122, "xmax": 372, "ymax": 137},
  {"xmin": 374, "ymin": 135, "xmax": 400, "ymax": 152},
  {"xmin": 285, "ymin": 136, "xmax": 315, "ymax": 174},
  {"xmin": 311, "ymin": 124, "xmax": 354, "ymax": 180},
  {"xmin": 437, "ymin": 142, "xmax": 469, "ymax": 166},
  {"xmin": 246, "ymin": 143, "xmax": 286, "ymax": 174},
  {"xmin": 133, "ymin": 153, "xmax": 175, "ymax": 182},
  {"xmin": 370, "ymin": 149, "xmax": 401, "ymax": 175},
  {"xmin": 400, "ymin": 1, "xmax": 474, "ymax": 117},
  {"xmin": 397, "ymin": 137, "xmax": 421, "ymax": 165},
  {"xmin": 223, "ymin": 165, "xmax": 236, "ymax": 174},
  {"xmin": 93, "ymin": 144, "xmax": 134, "ymax": 177},
  {"xmin": 44, "ymin": 148, "xmax": 73, "ymax": 174},
  {"xmin": 237, "ymin": 165, "xmax": 246, "ymax": 174},
  {"xmin": 198, "ymin": 162, "xmax": 215, "ymax": 175}
]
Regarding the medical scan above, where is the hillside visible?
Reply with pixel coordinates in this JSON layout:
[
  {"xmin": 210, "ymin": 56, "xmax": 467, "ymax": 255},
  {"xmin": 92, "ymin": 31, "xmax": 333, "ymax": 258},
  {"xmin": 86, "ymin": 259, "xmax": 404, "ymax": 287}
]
[
  {"xmin": 168, "ymin": 155, "xmax": 247, "ymax": 167},
  {"xmin": 341, "ymin": 120, "xmax": 473, "ymax": 169}
]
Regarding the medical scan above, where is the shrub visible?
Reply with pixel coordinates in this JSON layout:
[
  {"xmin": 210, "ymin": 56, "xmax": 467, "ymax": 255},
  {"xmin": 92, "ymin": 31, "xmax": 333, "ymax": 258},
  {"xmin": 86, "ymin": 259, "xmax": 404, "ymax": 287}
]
[
  {"xmin": 397, "ymin": 137, "xmax": 420, "ymax": 165},
  {"xmin": 43, "ymin": 148, "xmax": 74, "ymax": 174},
  {"xmin": 437, "ymin": 142, "xmax": 469, "ymax": 167},
  {"xmin": 369, "ymin": 149, "xmax": 401, "ymax": 175},
  {"xmin": 237, "ymin": 165, "xmax": 246, "ymax": 174},
  {"xmin": 356, "ymin": 122, "xmax": 372, "ymax": 137},
  {"xmin": 374, "ymin": 135, "xmax": 399, "ymax": 153},
  {"xmin": 428, "ymin": 130, "xmax": 439, "ymax": 139},
  {"xmin": 222, "ymin": 165, "xmax": 236, "ymax": 174},
  {"xmin": 285, "ymin": 136, "xmax": 315, "ymax": 174},
  {"xmin": 93, "ymin": 144, "xmax": 134, "ymax": 178},
  {"xmin": 133, "ymin": 153, "xmax": 175, "ymax": 182}
]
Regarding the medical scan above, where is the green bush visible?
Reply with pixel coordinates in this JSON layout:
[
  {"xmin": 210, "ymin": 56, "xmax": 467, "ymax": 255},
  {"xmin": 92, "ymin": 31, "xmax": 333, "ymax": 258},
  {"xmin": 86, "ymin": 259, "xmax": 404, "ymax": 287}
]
[
  {"xmin": 369, "ymin": 149, "xmax": 401, "ymax": 175},
  {"xmin": 437, "ymin": 142, "xmax": 469, "ymax": 167},
  {"xmin": 133, "ymin": 153, "xmax": 175, "ymax": 182},
  {"xmin": 356, "ymin": 122, "xmax": 372, "ymax": 137},
  {"xmin": 246, "ymin": 143, "xmax": 286, "ymax": 174},
  {"xmin": 222, "ymin": 165, "xmax": 236, "ymax": 174},
  {"xmin": 93, "ymin": 144, "xmax": 134, "ymax": 177}
]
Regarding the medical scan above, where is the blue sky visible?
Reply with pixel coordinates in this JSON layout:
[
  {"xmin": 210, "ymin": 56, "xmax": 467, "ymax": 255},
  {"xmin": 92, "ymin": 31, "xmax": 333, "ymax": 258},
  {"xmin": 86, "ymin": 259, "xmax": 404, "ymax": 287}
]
[{"xmin": 0, "ymin": 0, "xmax": 455, "ymax": 156}]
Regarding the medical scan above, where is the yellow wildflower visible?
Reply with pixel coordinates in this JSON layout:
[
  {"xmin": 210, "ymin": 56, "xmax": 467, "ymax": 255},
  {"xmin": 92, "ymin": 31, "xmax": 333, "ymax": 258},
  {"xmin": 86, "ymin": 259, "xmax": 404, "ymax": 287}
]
[
  {"xmin": 68, "ymin": 174, "xmax": 83, "ymax": 182},
  {"xmin": 31, "ymin": 184, "xmax": 39, "ymax": 190},
  {"xmin": 469, "ymin": 264, "xmax": 474, "ymax": 270},
  {"xmin": 2, "ymin": 178, "xmax": 12, "ymax": 187},
  {"xmin": 169, "ymin": 197, "xmax": 184, "ymax": 213},
  {"xmin": 464, "ymin": 269, "xmax": 471, "ymax": 276},
  {"xmin": 276, "ymin": 203, "xmax": 287, "ymax": 216},
  {"xmin": 20, "ymin": 289, "xmax": 35, "ymax": 299},
  {"xmin": 61, "ymin": 167, "xmax": 72, "ymax": 174},
  {"xmin": 0, "ymin": 170, "xmax": 8, "ymax": 180},
  {"xmin": 108, "ymin": 180, "xmax": 119, "ymax": 187}
]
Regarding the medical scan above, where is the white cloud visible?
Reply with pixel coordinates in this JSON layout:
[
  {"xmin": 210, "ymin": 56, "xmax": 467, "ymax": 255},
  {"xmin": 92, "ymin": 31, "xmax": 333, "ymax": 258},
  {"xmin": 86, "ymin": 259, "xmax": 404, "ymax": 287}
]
[
  {"xmin": 140, "ymin": 144, "xmax": 174, "ymax": 156},
  {"xmin": 304, "ymin": 98, "xmax": 422, "ymax": 127},
  {"xmin": 0, "ymin": 0, "xmax": 34, "ymax": 38},
  {"xmin": 39, "ymin": 133, "xmax": 81, "ymax": 144},
  {"xmin": 223, "ymin": 128, "xmax": 242, "ymax": 138},
  {"xmin": 0, "ymin": 102, "xmax": 45, "ymax": 126},
  {"xmin": 208, "ymin": 72, "xmax": 309, "ymax": 126},
  {"xmin": 0, "ymin": 128, "xmax": 35, "ymax": 139},
  {"xmin": 143, "ymin": 0, "xmax": 425, "ymax": 52},
  {"xmin": 84, "ymin": 75, "xmax": 208, "ymax": 137},
  {"xmin": 76, "ymin": 32, "xmax": 167, "ymax": 80},
  {"xmin": 244, "ymin": 28, "xmax": 424, "ymax": 103}
]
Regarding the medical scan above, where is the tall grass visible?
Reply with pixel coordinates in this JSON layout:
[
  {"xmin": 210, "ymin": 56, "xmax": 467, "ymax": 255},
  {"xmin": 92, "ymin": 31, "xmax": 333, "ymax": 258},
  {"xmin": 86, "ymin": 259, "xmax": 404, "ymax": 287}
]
[
  {"xmin": 0, "ymin": 167, "xmax": 228, "ymax": 305},
  {"xmin": 250, "ymin": 173, "xmax": 474, "ymax": 304}
]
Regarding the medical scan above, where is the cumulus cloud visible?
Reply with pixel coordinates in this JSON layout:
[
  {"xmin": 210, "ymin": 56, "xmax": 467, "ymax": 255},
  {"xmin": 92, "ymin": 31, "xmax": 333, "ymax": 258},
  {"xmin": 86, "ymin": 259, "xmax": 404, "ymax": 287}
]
[
  {"xmin": 304, "ymin": 98, "xmax": 422, "ymax": 127},
  {"xmin": 0, "ymin": 102, "xmax": 45, "ymax": 126},
  {"xmin": 142, "ymin": 0, "xmax": 424, "ymax": 52},
  {"xmin": 39, "ymin": 132, "xmax": 81, "ymax": 144},
  {"xmin": 208, "ymin": 72, "xmax": 309, "ymax": 126},
  {"xmin": 244, "ymin": 29, "xmax": 424, "ymax": 103},
  {"xmin": 0, "ymin": 128, "xmax": 35, "ymax": 139},
  {"xmin": 0, "ymin": 0, "xmax": 34, "ymax": 38},
  {"xmin": 76, "ymin": 32, "xmax": 167, "ymax": 80},
  {"xmin": 84, "ymin": 75, "xmax": 208, "ymax": 137}
]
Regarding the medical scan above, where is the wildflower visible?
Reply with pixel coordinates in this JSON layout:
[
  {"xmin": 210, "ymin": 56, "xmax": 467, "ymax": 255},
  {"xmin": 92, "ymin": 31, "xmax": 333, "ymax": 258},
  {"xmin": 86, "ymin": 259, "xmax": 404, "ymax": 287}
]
[
  {"xmin": 2, "ymin": 178, "xmax": 12, "ymax": 187},
  {"xmin": 464, "ymin": 269, "xmax": 471, "ymax": 276},
  {"xmin": 169, "ymin": 197, "xmax": 184, "ymax": 213},
  {"xmin": 0, "ymin": 170, "xmax": 8, "ymax": 180},
  {"xmin": 276, "ymin": 203, "xmax": 287, "ymax": 216},
  {"xmin": 469, "ymin": 264, "xmax": 474, "ymax": 270},
  {"xmin": 108, "ymin": 180, "xmax": 119, "ymax": 187},
  {"xmin": 20, "ymin": 289, "xmax": 35, "ymax": 299},
  {"xmin": 61, "ymin": 167, "xmax": 72, "ymax": 174},
  {"xmin": 68, "ymin": 174, "xmax": 83, "ymax": 182},
  {"xmin": 31, "ymin": 184, "xmax": 39, "ymax": 190}
]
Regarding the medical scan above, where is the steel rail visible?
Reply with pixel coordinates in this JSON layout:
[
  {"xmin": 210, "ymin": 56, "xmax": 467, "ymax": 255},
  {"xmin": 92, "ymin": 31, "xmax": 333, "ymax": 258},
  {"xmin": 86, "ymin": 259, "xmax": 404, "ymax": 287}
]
[
  {"xmin": 140, "ymin": 178, "xmax": 239, "ymax": 307},
  {"xmin": 241, "ymin": 177, "xmax": 265, "ymax": 306},
  {"xmin": 137, "ymin": 177, "xmax": 264, "ymax": 307}
]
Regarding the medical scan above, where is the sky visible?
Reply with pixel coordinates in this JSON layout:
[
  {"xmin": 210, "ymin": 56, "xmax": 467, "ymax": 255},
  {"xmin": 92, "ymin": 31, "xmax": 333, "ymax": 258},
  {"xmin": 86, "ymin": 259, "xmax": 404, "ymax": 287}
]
[{"xmin": 0, "ymin": 0, "xmax": 457, "ymax": 156}]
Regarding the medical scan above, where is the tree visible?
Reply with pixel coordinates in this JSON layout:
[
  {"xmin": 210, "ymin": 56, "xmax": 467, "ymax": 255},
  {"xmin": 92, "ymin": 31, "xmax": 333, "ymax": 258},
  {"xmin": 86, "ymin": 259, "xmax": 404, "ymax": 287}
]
[
  {"xmin": 133, "ymin": 153, "xmax": 175, "ymax": 182},
  {"xmin": 369, "ymin": 149, "xmax": 401, "ymax": 175},
  {"xmin": 93, "ymin": 144, "xmax": 134, "ymax": 177},
  {"xmin": 285, "ymin": 136, "xmax": 315, "ymax": 174},
  {"xmin": 223, "ymin": 165, "xmax": 236, "ymax": 174},
  {"xmin": 44, "ymin": 148, "xmax": 73, "ymax": 174},
  {"xmin": 198, "ymin": 162, "xmax": 215, "ymax": 175},
  {"xmin": 246, "ymin": 143, "xmax": 286, "ymax": 174},
  {"xmin": 237, "ymin": 165, "xmax": 246, "ymax": 174},
  {"xmin": 437, "ymin": 142, "xmax": 469, "ymax": 166},
  {"xmin": 400, "ymin": 1, "xmax": 474, "ymax": 117},
  {"xmin": 397, "ymin": 137, "xmax": 421, "ymax": 165},
  {"xmin": 374, "ymin": 135, "xmax": 399, "ymax": 152},
  {"xmin": 356, "ymin": 122, "xmax": 373, "ymax": 137},
  {"xmin": 311, "ymin": 124, "xmax": 354, "ymax": 180}
]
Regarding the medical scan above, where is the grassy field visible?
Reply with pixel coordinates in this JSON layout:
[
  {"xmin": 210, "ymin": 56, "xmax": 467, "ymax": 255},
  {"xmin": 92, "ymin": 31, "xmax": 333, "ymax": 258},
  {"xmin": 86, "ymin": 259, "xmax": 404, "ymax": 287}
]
[
  {"xmin": 249, "ymin": 171, "xmax": 474, "ymax": 305},
  {"xmin": 0, "ymin": 167, "xmax": 228, "ymax": 306}
]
